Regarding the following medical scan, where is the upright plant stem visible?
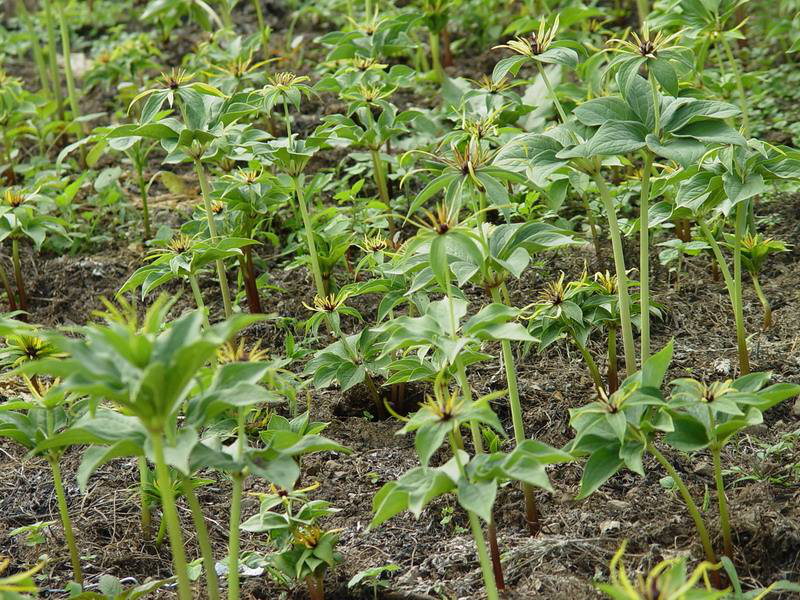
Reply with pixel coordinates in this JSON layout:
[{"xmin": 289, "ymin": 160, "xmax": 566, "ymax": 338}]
[
  {"xmin": 370, "ymin": 148, "xmax": 396, "ymax": 237},
  {"xmin": 55, "ymin": 0, "xmax": 85, "ymax": 143},
  {"xmin": 719, "ymin": 36, "xmax": 750, "ymax": 137},
  {"xmin": 446, "ymin": 285, "xmax": 503, "ymax": 588},
  {"xmin": 294, "ymin": 179, "xmax": 326, "ymax": 296},
  {"xmin": 429, "ymin": 30, "xmax": 444, "ymax": 82},
  {"xmin": 750, "ymin": 273, "xmax": 771, "ymax": 329},
  {"xmin": 607, "ymin": 326, "xmax": 619, "ymax": 393},
  {"xmin": 194, "ymin": 159, "xmax": 233, "ymax": 318},
  {"xmin": 573, "ymin": 335, "xmax": 605, "ymax": 391},
  {"xmin": 490, "ymin": 285, "xmax": 540, "ymax": 536},
  {"xmin": 252, "ymin": 0, "xmax": 271, "ymax": 62},
  {"xmin": 11, "ymin": 238, "xmax": 27, "ymax": 313},
  {"xmin": 635, "ymin": 0, "xmax": 649, "ymax": 27},
  {"xmin": 184, "ymin": 479, "xmax": 221, "ymax": 600},
  {"xmin": 151, "ymin": 433, "xmax": 193, "ymax": 600},
  {"xmin": 537, "ymin": 63, "xmax": 568, "ymax": 125},
  {"xmin": 732, "ymin": 203, "xmax": 749, "ymax": 374},
  {"xmin": 698, "ymin": 216, "xmax": 749, "ymax": 374},
  {"xmin": 49, "ymin": 457, "xmax": 83, "ymax": 585},
  {"xmin": 16, "ymin": 0, "xmax": 51, "ymax": 96},
  {"xmin": 0, "ymin": 254, "xmax": 17, "ymax": 312},
  {"xmin": 137, "ymin": 456, "xmax": 152, "ymax": 538},
  {"xmin": 219, "ymin": 0, "xmax": 234, "ymax": 30},
  {"xmin": 136, "ymin": 162, "xmax": 151, "ymax": 240},
  {"xmin": 228, "ymin": 408, "xmax": 247, "ymax": 600},
  {"xmin": 41, "ymin": 0, "xmax": 65, "ymax": 120},
  {"xmin": 592, "ymin": 175, "xmax": 637, "ymax": 375},
  {"xmin": 711, "ymin": 444, "xmax": 733, "ymax": 558},
  {"xmin": 449, "ymin": 433, "xmax": 500, "ymax": 600},
  {"xmin": 646, "ymin": 442, "xmax": 718, "ymax": 568},
  {"xmin": 638, "ymin": 151, "xmax": 654, "ymax": 362},
  {"xmin": 189, "ymin": 273, "xmax": 211, "ymax": 328}
]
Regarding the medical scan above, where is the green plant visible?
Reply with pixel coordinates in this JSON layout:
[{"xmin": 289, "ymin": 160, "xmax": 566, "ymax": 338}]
[
  {"xmin": 0, "ymin": 187, "xmax": 67, "ymax": 314},
  {"xmin": 598, "ymin": 540, "xmax": 800, "ymax": 599},
  {"xmin": 118, "ymin": 232, "xmax": 256, "ymax": 323},
  {"xmin": 371, "ymin": 372, "xmax": 573, "ymax": 600},
  {"xmin": 347, "ymin": 564, "xmax": 400, "ymax": 599},
  {"xmin": 0, "ymin": 376, "xmax": 84, "ymax": 585},
  {"xmin": 722, "ymin": 232, "xmax": 788, "ymax": 329},
  {"xmin": 0, "ymin": 557, "xmax": 45, "ymax": 600},
  {"xmin": 570, "ymin": 341, "xmax": 800, "ymax": 571},
  {"xmin": 658, "ymin": 238, "xmax": 710, "ymax": 292},
  {"xmin": 8, "ymin": 520, "xmax": 56, "ymax": 548},
  {"xmin": 242, "ymin": 485, "xmax": 342, "ymax": 600},
  {"xmin": 20, "ymin": 298, "xmax": 262, "ymax": 599},
  {"xmin": 65, "ymin": 574, "xmax": 175, "ymax": 599},
  {"xmin": 677, "ymin": 142, "xmax": 800, "ymax": 372}
]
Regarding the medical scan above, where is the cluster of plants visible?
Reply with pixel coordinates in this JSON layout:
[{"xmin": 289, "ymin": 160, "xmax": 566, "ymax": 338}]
[{"xmin": 0, "ymin": 0, "xmax": 799, "ymax": 598}]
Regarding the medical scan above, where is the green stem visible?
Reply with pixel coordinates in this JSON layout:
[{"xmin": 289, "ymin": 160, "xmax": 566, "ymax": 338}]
[
  {"xmin": 11, "ymin": 238, "xmax": 27, "ymax": 313},
  {"xmin": 581, "ymin": 193, "xmax": 602, "ymax": 257},
  {"xmin": 711, "ymin": 444, "xmax": 733, "ymax": 558},
  {"xmin": 750, "ymin": 272, "xmax": 771, "ymax": 329},
  {"xmin": 136, "ymin": 163, "xmax": 151, "ymax": 240},
  {"xmin": 635, "ymin": 0, "xmax": 649, "ymax": 27},
  {"xmin": 155, "ymin": 514, "xmax": 166, "ymax": 546},
  {"xmin": 42, "ymin": 0, "xmax": 65, "ymax": 120},
  {"xmin": 573, "ymin": 335, "xmax": 605, "ymax": 391},
  {"xmin": 151, "ymin": 432, "xmax": 193, "ymax": 600},
  {"xmin": 592, "ymin": 174, "xmax": 637, "ymax": 375},
  {"xmin": 194, "ymin": 159, "xmax": 233, "ymax": 319},
  {"xmin": 448, "ymin": 433, "xmax": 499, "ymax": 600},
  {"xmin": 283, "ymin": 99, "xmax": 293, "ymax": 150},
  {"xmin": 228, "ymin": 408, "xmax": 247, "ymax": 600},
  {"xmin": 189, "ymin": 274, "xmax": 210, "ymax": 328},
  {"xmin": 733, "ymin": 203, "xmax": 750, "ymax": 374},
  {"xmin": 294, "ymin": 178, "xmax": 326, "ymax": 297},
  {"xmin": 647, "ymin": 442, "xmax": 718, "ymax": 566},
  {"xmin": 720, "ymin": 35, "xmax": 750, "ymax": 137},
  {"xmin": 429, "ymin": 30, "xmax": 444, "ymax": 83},
  {"xmin": 252, "ymin": 0, "xmax": 271, "ymax": 62},
  {"xmin": 607, "ymin": 326, "xmax": 619, "ymax": 393},
  {"xmin": 698, "ymin": 215, "xmax": 749, "ymax": 373},
  {"xmin": 639, "ymin": 151, "xmax": 654, "ymax": 362},
  {"xmin": 49, "ymin": 457, "xmax": 83, "ymax": 585},
  {"xmin": 219, "ymin": 0, "xmax": 234, "ymax": 30},
  {"xmin": 55, "ymin": 0, "xmax": 85, "ymax": 143},
  {"xmin": 16, "ymin": 0, "xmax": 51, "ymax": 96},
  {"xmin": 0, "ymin": 252, "xmax": 17, "ymax": 312},
  {"xmin": 537, "ymin": 62, "xmax": 569, "ymax": 125},
  {"xmin": 489, "ymin": 286, "xmax": 540, "ymax": 536},
  {"xmin": 370, "ymin": 148, "xmax": 395, "ymax": 238},
  {"xmin": 184, "ymin": 479, "xmax": 221, "ymax": 600},
  {"xmin": 137, "ymin": 456, "xmax": 152, "ymax": 538}
]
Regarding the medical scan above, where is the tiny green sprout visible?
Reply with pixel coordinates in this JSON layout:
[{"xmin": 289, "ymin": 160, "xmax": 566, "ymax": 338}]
[
  {"xmin": 347, "ymin": 564, "xmax": 400, "ymax": 600},
  {"xmin": 9, "ymin": 520, "xmax": 56, "ymax": 547}
]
